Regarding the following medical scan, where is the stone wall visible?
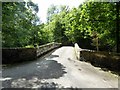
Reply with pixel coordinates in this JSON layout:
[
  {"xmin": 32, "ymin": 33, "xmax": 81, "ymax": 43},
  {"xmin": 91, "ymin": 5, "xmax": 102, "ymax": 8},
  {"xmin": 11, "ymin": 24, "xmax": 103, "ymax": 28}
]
[
  {"xmin": 74, "ymin": 43, "xmax": 120, "ymax": 72},
  {"xmin": 2, "ymin": 42, "xmax": 61, "ymax": 64},
  {"xmin": 2, "ymin": 48, "xmax": 37, "ymax": 64},
  {"xmin": 80, "ymin": 50, "xmax": 120, "ymax": 72},
  {"xmin": 36, "ymin": 42, "xmax": 61, "ymax": 57}
]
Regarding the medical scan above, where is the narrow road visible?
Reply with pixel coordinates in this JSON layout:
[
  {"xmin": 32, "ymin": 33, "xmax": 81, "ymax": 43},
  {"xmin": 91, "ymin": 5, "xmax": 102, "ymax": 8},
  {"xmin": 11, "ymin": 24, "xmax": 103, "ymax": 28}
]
[{"xmin": 1, "ymin": 46, "xmax": 118, "ymax": 88}]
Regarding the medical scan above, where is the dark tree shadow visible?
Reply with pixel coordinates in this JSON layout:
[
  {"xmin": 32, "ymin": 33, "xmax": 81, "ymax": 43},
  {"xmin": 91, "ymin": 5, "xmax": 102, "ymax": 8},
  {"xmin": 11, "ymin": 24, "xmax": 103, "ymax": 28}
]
[
  {"xmin": 48, "ymin": 55, "xmax": 59, "ymax": 59},
  {"xmin": 2, "ymin": 60, "xmax": 67, "ymax": 88}
]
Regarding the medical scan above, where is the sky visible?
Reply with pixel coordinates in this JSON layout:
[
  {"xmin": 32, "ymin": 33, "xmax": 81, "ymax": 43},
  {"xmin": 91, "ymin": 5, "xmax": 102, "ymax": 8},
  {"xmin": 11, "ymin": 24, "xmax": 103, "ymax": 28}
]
[{"xmin": 31, "ymin": 0, "xmax": 85, "ymax": 23}]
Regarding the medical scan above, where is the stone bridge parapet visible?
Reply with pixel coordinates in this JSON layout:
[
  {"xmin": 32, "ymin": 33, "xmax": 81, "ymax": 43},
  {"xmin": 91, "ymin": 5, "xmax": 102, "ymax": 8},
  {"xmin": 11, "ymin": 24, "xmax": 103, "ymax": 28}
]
[{"xmin": 2, "ymin": 42, "xmax": 61, "ymax": 64}]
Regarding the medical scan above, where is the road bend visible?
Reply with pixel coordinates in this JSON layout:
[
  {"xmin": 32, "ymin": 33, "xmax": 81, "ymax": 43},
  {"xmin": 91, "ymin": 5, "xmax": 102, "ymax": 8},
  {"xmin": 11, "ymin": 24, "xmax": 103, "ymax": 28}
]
[{"xmin": 1, "ymin": 46, "xmax": 118, "ymax": 88}]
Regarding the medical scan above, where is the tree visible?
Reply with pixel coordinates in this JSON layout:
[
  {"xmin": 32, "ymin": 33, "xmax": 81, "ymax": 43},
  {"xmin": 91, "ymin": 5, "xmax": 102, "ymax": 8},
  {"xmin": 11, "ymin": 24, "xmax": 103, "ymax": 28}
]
[
  {"xmin": 47, "ymin": 4, "xmax": 58, "ymax": 22},
  {"xmin": 45, "ymin": 5, "xmax": 70, "ymax": 45},
  {"xmin": 91, "ymin": 31, "xmax": 99, "ymax": 51},
  {"xmin": 2, "ymin": 1, "xmax": 41, "ymax": 47},
  {"xmin": 116, "ymin": 1, "xmax": 120, "ymax": 53}
]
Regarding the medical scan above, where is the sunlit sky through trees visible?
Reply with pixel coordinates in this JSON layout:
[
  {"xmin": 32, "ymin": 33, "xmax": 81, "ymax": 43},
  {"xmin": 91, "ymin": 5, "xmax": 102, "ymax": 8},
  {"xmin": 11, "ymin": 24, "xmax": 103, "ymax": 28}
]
[{"xmin": 31, "ymin": 0, "xmax": 85, "ymax": 23}]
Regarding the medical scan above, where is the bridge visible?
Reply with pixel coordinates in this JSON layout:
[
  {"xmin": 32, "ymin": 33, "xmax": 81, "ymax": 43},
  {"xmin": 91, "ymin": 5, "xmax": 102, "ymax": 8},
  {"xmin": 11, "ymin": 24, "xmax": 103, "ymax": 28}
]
[{"xmin": 1, "ymin": 43, "xmax": 119, "ymax": 89}]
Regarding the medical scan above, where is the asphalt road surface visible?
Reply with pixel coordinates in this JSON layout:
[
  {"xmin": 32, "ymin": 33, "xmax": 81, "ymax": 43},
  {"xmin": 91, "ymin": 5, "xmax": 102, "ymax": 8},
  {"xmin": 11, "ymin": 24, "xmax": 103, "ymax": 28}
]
[{"xmin": 1, "ymin": 46, "xmax": 119, "ymax": 89}]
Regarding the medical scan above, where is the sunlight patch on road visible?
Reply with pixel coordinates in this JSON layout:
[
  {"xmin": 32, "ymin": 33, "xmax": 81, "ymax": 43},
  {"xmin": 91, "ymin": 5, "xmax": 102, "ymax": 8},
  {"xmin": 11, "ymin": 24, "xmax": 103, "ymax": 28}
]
[{"xmin": 0, "ymin": 77, "xmax": 12, "ymax": 81}]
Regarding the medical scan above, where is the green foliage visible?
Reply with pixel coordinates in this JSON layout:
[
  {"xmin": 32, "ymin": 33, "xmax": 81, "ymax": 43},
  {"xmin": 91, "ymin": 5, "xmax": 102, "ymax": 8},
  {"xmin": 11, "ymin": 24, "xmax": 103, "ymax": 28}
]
[
  {"xmin": 2, "ymin": 2, "xmax": 44, "ymax": 47},
  {"xmin": 79, "ymin": 2, "xmax": 117, "ymax": 50},
  {"xmin": 45, "ymin": 1, "xmax": 118, "ymax": 50},
  {"xmin": 25, "ymin": 45, "xmax": 34, "ymax": 48},
  {"xmin": 45, "ymin": 5, "xmax": 70, "ymax": 45},
  {"xmin": 2, "ymin": 1, "xmax": 119, "ymax": 51}
]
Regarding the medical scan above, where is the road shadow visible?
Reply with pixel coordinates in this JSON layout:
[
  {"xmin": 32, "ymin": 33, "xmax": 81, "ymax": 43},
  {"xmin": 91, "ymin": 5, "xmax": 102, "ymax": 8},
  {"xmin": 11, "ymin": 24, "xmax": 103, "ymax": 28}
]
[
  {"xmin": 2, "ymin": 80, "xmax": 61, "ymax": 89},
  {"xmin": 33, "ymin": 60, "xmax": 66, "ymax": 79},
  {"xmin": 2, "ymin": 60, "xmax": 67, "ymax": 88},
  {"xmin": 47, "ymin": 55, "xmax": 59, "ymax": 59}
]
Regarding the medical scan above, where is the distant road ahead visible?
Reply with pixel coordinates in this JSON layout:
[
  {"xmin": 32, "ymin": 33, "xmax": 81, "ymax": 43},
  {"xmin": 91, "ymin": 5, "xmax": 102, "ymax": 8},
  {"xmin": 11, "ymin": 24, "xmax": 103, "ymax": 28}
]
[{"xmin": 2, "ymin": 46, "xmax": 118, "ymax": 88}]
